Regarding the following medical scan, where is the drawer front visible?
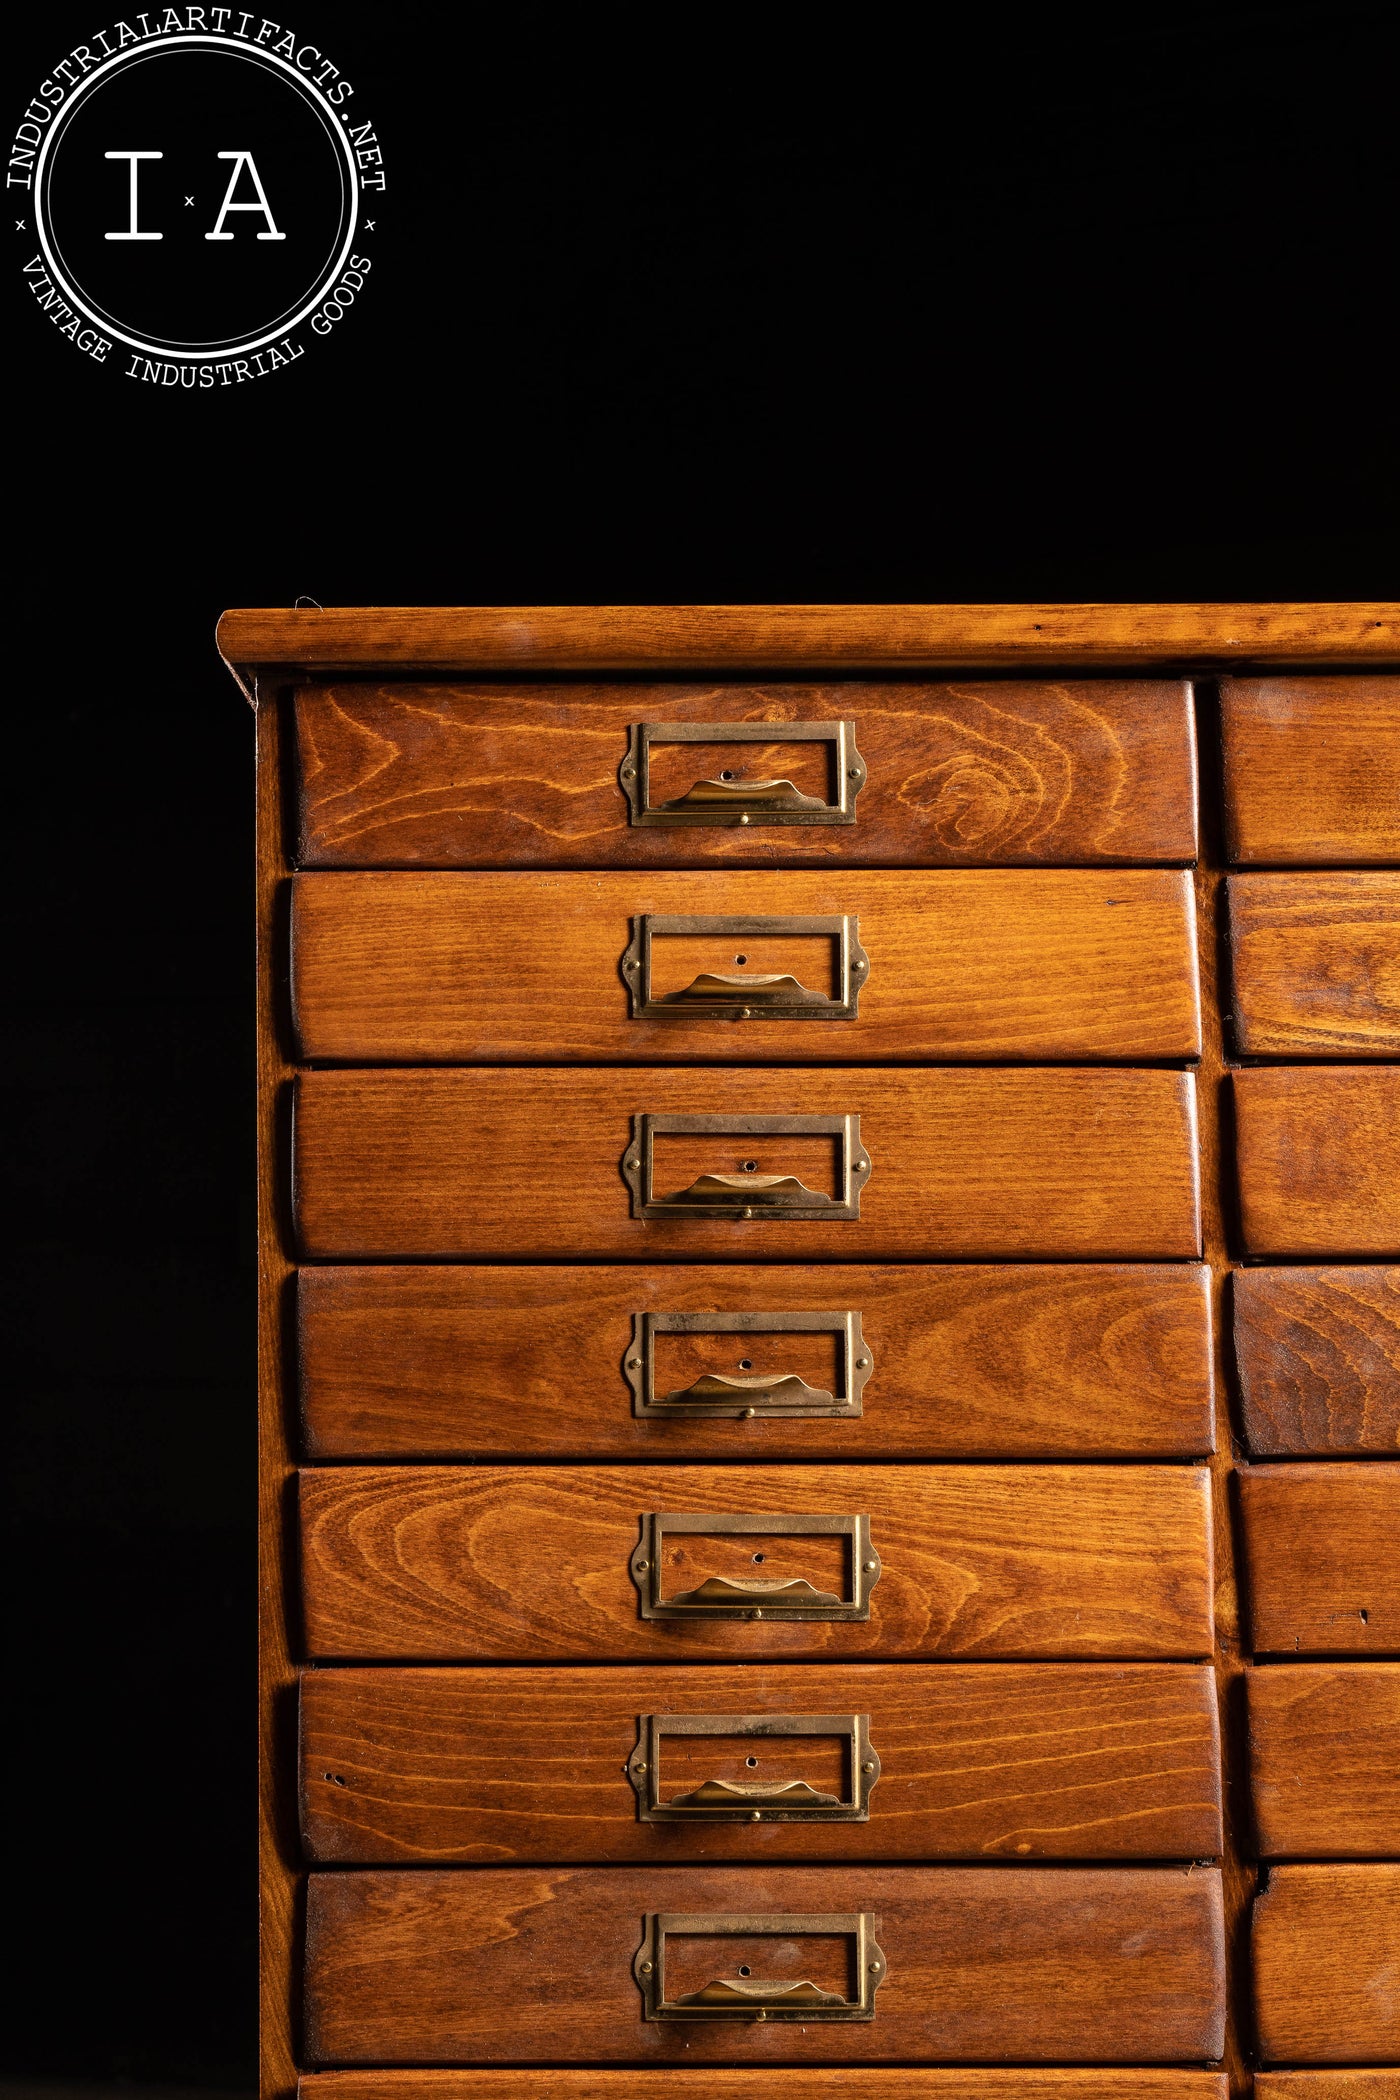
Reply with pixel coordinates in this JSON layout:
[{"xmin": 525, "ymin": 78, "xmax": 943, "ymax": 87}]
[
  {"xmin": 295, "ymin": 681, "xmax": 1198, "ymax": 869},
  {"xmin": 1246, "ymin": 1664, "xmax": 1400, "ymax": 1858},
  {"xmin": 298, "ymin": 1262, "xmax": 1215, "ymax": 1462},
  {"xmin": 1233, "ymin": 1267, "xmax": 1400, "ymax": 1457},
  {"xmin": 300, "ymin": 2077, "xmax": 1234, "ymax": 2100},
  {"xmin": 300, "ymin": 1661, "xmax": 1222, "ymax": 1863},
  {"xmin": 1233, "ymin": 1068, "xmax": 1400, "ymax": 1259},
  {"xmin": 291, "ymin": 869, "xmax": 1201, "ymax": 1063},
  {"xmin": 1252, "ymin": 1865, "xmax": 1400, "ymax": 2065},
  {"xmin": 1239, "ymin": 1464, "xmax": 1399, "ymax": 1655},
  {"xmin": 1221, "ymin": 677, "xmax": 1400, "ymax": 866},
  {"xmin": 303, "ymin": 1864, "xmax": 1225, "ymax": 2064},
  {"xmin": 292, "ymin": 1067, "xmax": 1201, "ymax": 1261},
  {"xmin": 298, "ymin": 1463, "xmax": 1213, "ymax": 1662},
  {"xmin": 1226, "ymin": 874, "xmax": 1400, "ymax": 1057}
]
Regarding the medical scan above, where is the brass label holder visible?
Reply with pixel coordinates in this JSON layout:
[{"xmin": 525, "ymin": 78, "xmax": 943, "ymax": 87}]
[
  {"xmin": 625, "ymin": 1309, "xmax": 873, "ymax": 1420},
  {"xmin": 623, "ymin": 1112, "xmax": 869, "ymax": 1221},
  {"xmin": 619, "ymin": 718, "xmax": 866, "ymax": 828},
  {"xmin": 631, "ymin": 1510, "xmax": 881, "ymax": 1621},
  {"xmin": 635, "ymin": 1911, "xmax": 886, "ymax": 2021},
  {"xmin": 628, "ymin": 1712, "xmax": 880, "ymax": 1822},
  {"xmin": 622, "ymin": 913, "xmax": 869, "ymax": 1022}
]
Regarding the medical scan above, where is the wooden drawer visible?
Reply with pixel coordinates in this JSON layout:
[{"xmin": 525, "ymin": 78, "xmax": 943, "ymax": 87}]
[
  {"xmin": 295, "ymin": 681, "xmax": 1198, "ymax": 869},
  {"xmin": 292, "ymin": 1067, "xmax": 1201, "ymax": 1261},
  {"xmin": 303, "ymin": 1864, "xmax": 1226, "ymax": 2065},
  {"xmin": 1221, "ymin": 677, "xmax": 1400, "ymax": 865},
  {"xmin": 1233, "ymin": 1268, "xmax": 1400, "ymax": 1457},
  {"xmin": 298, "ymin": 1463, "xmax": 1213, "ymax": 1663},
  {"xmin": 291, "ymin": 868, "xmax": 1201, "ymax": 1063},
  {"xmin": 1227, "ymin": 874, "xmax": 1400, "ymax": 1057},
  {"xmin": 1254, "ymin": 2078, "xmax": 1400, "ymax": 2099},
  {"xmin": 1233, "ymin": 1068, "xmax": 1400, "ymax": 1258},
  {"xmin": 299, "ymin": 1262, "xmax": 1215, "ymax": 1461},
  {"xmin": 1246, "ymin": 1664, "xmax": 1400, "ymax": 1858},
  {"xmin": 1238, "ymin": 1464, "xmax": 1400, "ymax": 1655},
  {"xmin": 300, "ymin": 2076, "xmax": 1234, "ymax": 2100},
  {"xmin": 300, "ymin": 1661, "xmax": 1222, "ymax": 1863},
  {"xmin": 1252, "ymin": 1864, "xmax": 1400, "ymax": 2064}
]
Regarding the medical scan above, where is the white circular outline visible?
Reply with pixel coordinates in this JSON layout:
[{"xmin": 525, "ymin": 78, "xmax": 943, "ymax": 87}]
[{"xmin": 33, "ymin": 33, "xmax": 360, "ymax": 360}]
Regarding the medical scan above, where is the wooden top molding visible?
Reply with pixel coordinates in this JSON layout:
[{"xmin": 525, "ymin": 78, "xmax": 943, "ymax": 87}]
[{"xmin": 218, "ymin": 602, "xmax": 1400, "ymax": 689}]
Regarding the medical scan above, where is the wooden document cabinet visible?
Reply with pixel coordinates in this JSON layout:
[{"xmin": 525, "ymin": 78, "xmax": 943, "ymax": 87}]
[{"xmin": 225, "ymin": 604, "xmax": 1400, "ymax": 2100}]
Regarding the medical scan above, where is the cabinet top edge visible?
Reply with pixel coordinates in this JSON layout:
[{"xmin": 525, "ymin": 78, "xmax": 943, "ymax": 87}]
[{"xmin": 218, "ymin": 602, "xmax": 1400, "ymax": 700}]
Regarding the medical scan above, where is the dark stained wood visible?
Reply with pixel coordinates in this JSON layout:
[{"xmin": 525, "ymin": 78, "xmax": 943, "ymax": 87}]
[
  {"xmin": 300, "ymin": 2077, "xmax": 1233, "ymax": 2100},
  {"xmin": 1234, "ymin": 1268, "xmax": 1400, "ymax": 1457},
  {"xmin": 292, "ymin": 1067, "xmax": 1202, "ymax": 1262},
  {"xmin": 298, "ymin": 1463, "xmax": 1213, "ymax": 1663},
  {"xmin": 1221, "ymin": 678, "xmax": 1400, "ymax": 866},
  {"xmin": 292, "ymin": 681, "xmax": 1198, "ymax": 869},
  {"xmin": 292, "ymin": 868, "xmax": 1202, "ymax": 1061},
  {"xmin": 1246, "ymin": 1664, "xmax": 1400, "ymax": 1858},
  {"xmin": 1227, "ymin": 875, "xmax": 1400, "ymax": 1056},
  {"xmin": 303, "ymin": 1863, "xmax": 1226, "ymax": 2065},
  {"xmin": 217, "ymin": 599, "xmax": 1400, "ymax": 684},
  {"xmin": 1252, "ymin": 1864, "xmax": 1400, "ymax": 2063},
  {"xmin": 299, "ymin": 1262, "xmax": 1215, "ymax": 1461},
  {"xmin": 1239, "ymin": 1466, "xmax": 1400, "ymax": 1656},
  {"xmin": 300, "ymin": 1661, "xmax": 1222, "ymax": 1865},
  {"xmin": 1233, "ymin": 1069, "xmax": 1400, "ymax": 1259}
]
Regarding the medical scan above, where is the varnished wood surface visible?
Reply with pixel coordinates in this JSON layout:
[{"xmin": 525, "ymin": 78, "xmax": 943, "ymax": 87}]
[
  {"xmin": 1221, "ymin": 678, "xmax": 1400, "ymax": 866},
  {"xmin": 299, "ymin": 1661, "xmax": 1222, "ymax": 1864},
  {"xmin": 298, "ymin": 1262, "xmax": 1215, "ymax": 1461},
  {"xmin": 291, "ymin": 869, "xmax": 1202, "ymax": 1062},
  {"xmin": 293, "ymin": 682, "xmax": 1198, "ymax": 868},
  {"xmin": 1234, "ymin": 1268, "xmax": 1400, "ymax": 1457},
  {"xmin": 298, "ymin": 1463, "xmax": 1213, "ymax": 1662},
  {"xmin": 1238, "ymin": 1465, "xmax": 1400, "ymax": 1656},
  {"xmin": 300, "ymin": 2076, "xmax": 1234, "ymax": 2100},
  {"xmin": 303, "ymin": 1864, "xmax": 1226, "ymax": 2064},
  {"xmin": 1255, "ymin": 2079, "xmax": 1400, "ymax": 2098},
  {"xmin": 1227, "ymin": 875, "xmax": 1400, "ymax": 1056},
  {"xmin": 1252, "ymin": 1864, "xmax": 1400, "ymax": 2063},
  {"xmin": 218, "ymin": 600, "xmax": 1400, "ymax": 682},
  {"xmin": 1233, "ymin": 1069, "xmax": 1400, "ymax": 1258},
  {"xmin": 292, "ymin": 1067, "xmax": 1202, "ymax": 1262},
  {"xmin": 1246, "ymin": 1664, "xmax": 1400, "ymax": 1858}
]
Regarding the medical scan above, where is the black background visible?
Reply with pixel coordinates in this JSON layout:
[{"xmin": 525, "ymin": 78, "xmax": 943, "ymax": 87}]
[{"xmin": 6, "ymin": 3, "xmax": 1398, "ymax": 2087}]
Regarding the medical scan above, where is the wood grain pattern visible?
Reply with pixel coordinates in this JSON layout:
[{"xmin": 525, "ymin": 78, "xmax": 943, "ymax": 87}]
[
  {"xmin": 1246, "ymin": 1664, "xmax": 1400, "ymax": 1858},
  {"xmin": 1221, "ymin": 678, "xmax": 1400, "ymax": 866},
  {"xmin": 1239, "ymin": 1465, "xmax": 1400, "ymax": 1656},
  {"xmin": 1227, "ymin": 875, "xmax": 1400, "ymax": 1055},
  {"xmin": 298, "ymin": 1463, "xmax": 1213, "ymax": 1663},
  {"xmin": 1234, "ymin": 1269, "xmax": 1400, "ymax": 1457},
  {"xmin": 300, "ymin": 1662, "xmax": 1222, "ymax": 1865},
  {"xmin": 300, "ymin": 2076, "xmax": 1234, "ymax": 2100},
  {"xmin": 1255, "ymin": 2080, "xmax": 1400, "ymax": 2098},
  {"xmin": 1252, "ymin": 1864, "xmax": 1400, "ymax": 2063},
  {"xmin": 299, "ymin": 1262, "xmax": 1215, "ymax": 1461},
  {"xmin": 292, "ymin": 683, "xmax": 1198, "ymax": 868},
  {"xmin": 216, "ymin": 599, "xmax": 1400, "ymax": 682},
  {"xmin": 292, "ymin": 1067, "xmax": 1202, "ymax": 1262},
  {"xmin": 1233, "ymin": 1069, "xmax": 1400, "ymax": 1258},
  {"xmin": 303, "ymin": 1864, "xmax": 1226, "ymax": 2064},
  {"xmin": 291, "ymin": 869, "xmax": 1202, "ymax": 1062}
]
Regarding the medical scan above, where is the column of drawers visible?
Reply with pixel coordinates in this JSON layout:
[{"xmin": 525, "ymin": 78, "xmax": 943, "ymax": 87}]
[
  {"xmin": 1221, "ymin": 676, "xmax": 1400, "ymax": 2097},
  {"xmin": 278, "ymin": 672, "xmax": 1227, "ymax": 2090}
]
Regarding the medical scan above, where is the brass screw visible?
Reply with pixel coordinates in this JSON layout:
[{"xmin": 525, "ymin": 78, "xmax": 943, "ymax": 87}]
[
  {"xmin": 625, "ymin": 959, "xmax": 638, "ymax": 971},
  {"xmin": 634, "ymin": 1760, "xmax": 647, "ymax": 1772},
  {"xmin": 862, "ymin": 1760, "xmax": 876, "ymax": 1773},
  {"xmin": 635, "ymin": 1557, "xmax": 649, "ymax": 1571},
  {"xmin": 869, "ymin": 1960, "xmax": 881, "ymax": 1973},
  {"xmin": 639, "ymin": 1959, "xmax": 652, "ymax": 1974},
  {"xmin": 624, "ymin": 1157, "xmax": 637, "ymax": 1169},
  {"xmin": 627, "ymin": 1357, "xmax": 642, "ymax": 1368},
  {"xmin": 741, "ymin": 1206, "xmax": 753, "ymax": 1218},
  {"xmin": 863, "ymin": 1559, "xmax": 877, "ymax": 1572},
  {"xmin": 849, "ymin": 766, "xmax": 861, "ymax": 778},
  {"xmin": 750, "ymin": 1810, "xmax": 761, "ymax": 1822},
  {"xmin": 622, "ymin": 767, "xmax": 636, "ymax": 780},
  {"xmin": 742, "ymin": 1407, "xmax": 756, "ymax": 1419},
  {"xmin": 749, "ymin": 1608, "xmax": 763, "ymax": 1619},
  {"xmin": 738, "ymin": 1008, "xmax": 752, "ymax": 1019},
  {"xmin": 738, "ymin": 813, "xmax": 751, "ymax": 825},
  {"xmin": 855, "ymin": 1356, "xmax": 869, "ymax": 1368}
]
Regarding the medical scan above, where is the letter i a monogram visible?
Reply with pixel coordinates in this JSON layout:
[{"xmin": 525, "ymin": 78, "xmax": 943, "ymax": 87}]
[{"xmin": 205, "ymin": 152, "xmax": 285, "ymax": 240}]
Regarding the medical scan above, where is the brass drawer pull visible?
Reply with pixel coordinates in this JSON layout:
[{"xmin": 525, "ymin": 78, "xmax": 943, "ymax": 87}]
[
  {"xmin": 635, "ymin": 1911, "xmax": 886, "ymax": 2021},
  {"xmin": 623, "ymin": 914, "xmax": 869, "ymax": 1022},
  {"xmin": 631, "ymin": 1510, "xmax": 880, "ymax": 1621},
  {"xmin": 629, "ymin": 1712, "xmax": 880, "ymax": 1822},
  {"xmin": 626, "ymin": 1309, "xmax": 872, "ymax": 1420},
  {"xmin": 623, "ymin": 1112, "xmax": 869, "ymax": 1221},
  {"xmin": 620, "ymin": 720, "xmax": 865, "ymax": 828}
]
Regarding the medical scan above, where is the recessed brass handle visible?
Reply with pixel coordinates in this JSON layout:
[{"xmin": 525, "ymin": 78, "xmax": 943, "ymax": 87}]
[
  {"xmin": 667, "ymin": 1171, "xmax": 834, "ymax": 1209},
  {"xmin": 630, "ymin": 1712, "xmax": 880, "ymax": 1822},
  {"xmin": 620, "ymin": 720, "xmax": 866, "ymax": 829},
  {"xmin": 668, "ymin": 1778, "xmax": 843, "ymax": 1811},
  {"xmin": 622, "ymin": 914, "xmax": 869, "ymax": 1022},
  {"xmin": 624, "ymin": 1112, "xmax": 870, "ymax": 1221},
  {"xmin": 631, "ymin": 1511, "xmax": 880, "ymax": 1621},
  {"xmin": 626, "ymin": 1310, "xmax": 873, "ymax": 1420},
  {"xmin": 635, "ymin": 1911, "xmax": 886, "ymax": 2021}
]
